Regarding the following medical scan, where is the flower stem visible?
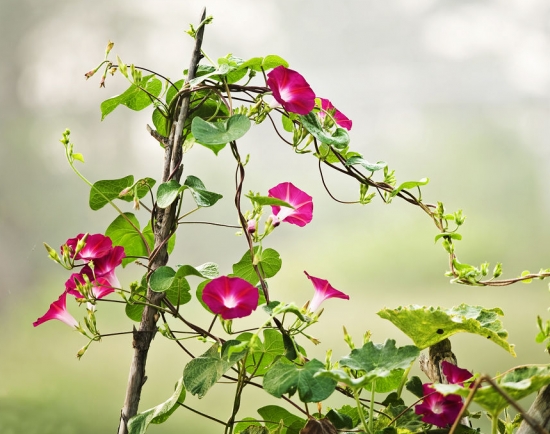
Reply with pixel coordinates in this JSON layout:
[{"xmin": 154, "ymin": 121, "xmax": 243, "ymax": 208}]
[
  {"xmin": 396, "ymin": 364, "xmax": 412, "ymax": 398},
  {"xmin": 491, "ymin": 412, "xmax": 499, "ymax": 434},
  {"xmin": 354, "ymin": 389, "xmax": 369, "ymax": 434},
  {"xmin": 369, "ymin": 380, "xmax": 376, "ymax": 434}
]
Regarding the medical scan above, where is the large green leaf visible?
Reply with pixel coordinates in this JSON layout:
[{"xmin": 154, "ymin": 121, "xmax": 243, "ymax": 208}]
[
  {"xmin": 299, "ymin": 112, "xmax": 350, "ymax": 149},
  {"xmin": 176, "ymin": 263, "xmax": 220, "ymax": 280},
  {"xmin": 263, "ymin": 359, "xmax": 336, "ymax": 403},
  {"xmin": 127, "ymin": 377, "xmax": 185, "ymax": 434},
  {"xmin": 164, "ymin": 267, "xmax": 192, "ymax": 307},
  {"xmin": 183, "ymin": 341, "xmax": 247, "ymax": 398},
  {"xmin": 435, "ymin": 365, "xmax": 550, "ymax": 415},
  {"xmin": 345, "ymin": 156, "xmax": 387, "ymax": 172},
  {"xmin": 183, "ymin": 175, "xmax": 223, "ymax": 207},
  {"xmin": 237, "ymin": 329, "xmax": 286, "ymax": 376},
  {"xmin": 105, "ymin": 213, "xmax": 148, "ymax": 267},
  {"xmin": 101, "ymin": 75, "xmax": 162, "ymax": 120},
  {"xmin": 157, "ymin": 180, "xmax": 181, "ymax": 209},
  {"xmin": 245, "ymin": 194, "xmax": 294, "ymax": 209},
  {"xmin": 257, "ymin": 405, "xmax": 305, "ymax": 434},
  {"xmin": 390, "ymin": 178, "xmax": 429, "ymax": 198},
  {"xmin": 233, "ymin": 247, "xmax": 282, "ymax": 285},
  {"xmin": 317, "ymin": 340, "xmax": 419, "ymax": 392},
  {"xmin": 191, "ymin": 114, "xmax": 251, "ymax": 152},
  {"xmin": 378, "ymin": 304, "xmax": 515, "ymax": 355},
  {"xmin": 89, "ymin": 175, "xmax": 134, "ymax": 211}
]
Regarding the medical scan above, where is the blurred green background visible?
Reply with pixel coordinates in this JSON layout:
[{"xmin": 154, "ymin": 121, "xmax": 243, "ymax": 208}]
[{"xmin": 2, "ymin": 1, "xmax": 550, "ymax": 432}]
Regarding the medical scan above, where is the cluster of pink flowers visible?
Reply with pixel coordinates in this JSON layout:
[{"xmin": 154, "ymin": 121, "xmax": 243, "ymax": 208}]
[
  {"xmin": 201, "ymin": 182, "xmax": 348, "ymax": 320},
  {"xmin": 415, "ymin": 361, "xmax": 473, "ymax": 428},
  {"xmin": 266, "ymin": 65, "xmax": 352, "ymax": 130},
  {"xmin": 33, "ymin": 233, "xmax": 125, "ymax": 329},
  {"xmin": 202, "ymin": 271, "xmax": 349, "ymax": 321}
]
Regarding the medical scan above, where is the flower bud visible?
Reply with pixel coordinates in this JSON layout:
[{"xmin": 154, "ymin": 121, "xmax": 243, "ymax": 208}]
[
  {"xmin": 246, "ymin": 220, "xmax": 256, "ymax": 234},
  {"xmin": 119, "ymin": 187, "xmax": 132, "ymax": 197},
  {"xmin": 43, "ymin": 243, "xmax": 61, "ymax": 264},
  {"xmin": 84, "ymin": 69, "xmax": 96, "ymax": 79},
  {"xmin": 343, "ymin": 326, "xmax": 355, "ymax": 350},
  {"xmin": 268, "ymin": 214, "xmax": 280, "ymax": 228},
  {"xmin": 74, "ymin": 233, "xmax": 89, "ymax": 258},
  {"xmin": 105, "ymin": 40, "xmax": 114, "ymax": 58}
]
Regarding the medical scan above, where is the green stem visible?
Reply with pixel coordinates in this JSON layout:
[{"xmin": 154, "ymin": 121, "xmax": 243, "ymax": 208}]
[
  {"xmin": 354, "ymin": 389, "xmax": 369, "ymax": 434},
  {"xmin": 491, "ymin": 412, "xmax": 499, "ymax": 434},
  {"xmin": 396, "ymin": 364, "xmax": 412, "ymax": 398},
  {"xmin": 64, "ymin": 143, "xmax": 151, "ymax": 255},
  {"xmin": 369, "ymin": 380, "xmax": 376, "ymax": 434}
]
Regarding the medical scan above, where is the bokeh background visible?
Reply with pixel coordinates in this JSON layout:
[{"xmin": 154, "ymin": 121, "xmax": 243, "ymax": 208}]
[{"xmin": 2, "ymin": 0, "xmax": 550, "ymax": 432}]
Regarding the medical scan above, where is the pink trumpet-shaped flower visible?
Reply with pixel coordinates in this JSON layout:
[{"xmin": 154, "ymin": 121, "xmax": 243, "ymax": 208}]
[
  {"xmin": 266, "ymin": 66, "xmax": 316, "ymax": 115},
  {"xmin": 415, "ymin": 383, "xmax": 463, "ymax": 428},
  {"xmin": 202, "ymin": 276, "xmax": 259, "ymax": 320},
  {"xmin": 64, "ymin": 233, "xmax": 113, "ymax": 261},
  {"xmin": 268, "ymin": 182, "xmax": 313, "ymax": 227},
  {"xmin": 33, "ymin": 292, "xmax": 79, "ymax": 329},
  {"xmin": 304, "ymin": 271, "xmax": 349, "ymax": 311},
  {"xmin": 441, "ymin": 361, "xmax": 473, "ymax": 386},
  {"xmin": 318, "ymin": 98, "xmax": 353, "ymax": 131},
  {"xmin": 64, "ymin": 245, "xmax": 125, "ymax": 300}
]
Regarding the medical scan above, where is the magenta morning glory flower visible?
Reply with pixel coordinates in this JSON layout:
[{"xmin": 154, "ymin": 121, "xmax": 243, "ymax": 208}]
[
  {"xmin": 202, "ymin": 276, "xmax": 259, "ymax": 320},
  {"xmin": 415, "ymin": 383, "xmax": 464, "ymax": 428},
  {"xmin": 304, "ymin": 271, "xmax": 349, "ymax": 312},
  {"xmin": 266, "ymin": 66, "xmax": 316, "ymax": 115},
  {"xmin": 441, "ymin": 361, "xmax": 473, "ymax": 385},
  {"xmin": 318, "ymin": 98, "xmax": 353, "ymax": 131},
  {"xmin": 33, "ymin": 292, "xmax": 79, "ymax": 329},
  {"xmin": 268, "ymin": 182, "xmax": 313, "ymax": 227},
  {"xmin": 64, "ymin": 244, "xmax": 125, "ymax": 300},
  {"xmin": 64, "ymin": 233, "xmax": 113, "ymax": 261}
]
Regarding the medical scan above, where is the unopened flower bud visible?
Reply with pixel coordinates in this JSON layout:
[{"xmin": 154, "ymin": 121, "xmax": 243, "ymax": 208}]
[
  {"xmin": 269, "ymin": 214, "xmax": 280, "ymax": 228},
  {"xmin": 43, "ymin": 242, "xmax": 61, "ymax": 264},
  {"xmin": 343, "ymin": 326, "xmax": 355, "ymax": 350},
  {"xmin": 76, "ymin": 340, "xmax": 92, "ymax": 360},
  {"xmin": 247, "ymin": 220, "xmax": 256, "ymax": 234},
  {"xmin": 133, "ymin": 197, "xmax": 140, "ymax": 210},
  {"xmin": 119, "ymin": 187, "xmax": 132, "ymax": 197},
  {"xmin": 84, "ymin": 69, "xmax": 96, "ymax": 79},
  {"xmin": 105, "ymin": 40, "xmax": 114, "ymax": 58},
  {"xmin": 74, "ymin": 233, "xmax": 89, "ymax": 258}
]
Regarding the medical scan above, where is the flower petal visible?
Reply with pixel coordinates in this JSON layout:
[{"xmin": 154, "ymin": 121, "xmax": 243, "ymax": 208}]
[
  {"xmin": 33, "ymin": 292, "xmax": 79, "ymax": 328},
  {"xmin": 319, "ymin": 98, "xmax": 353, "ymax": 130},
  {"xmin": 441, "ymin": 361, "xmax": 473, "ymax": 385},
  {"xmin": 268, "ymin": 182, "xmax": 313, "ymax": 227},
  {"xmin": 202, "ymin": 276, "xmax": 259, "ymax": 320},
  {"xmin": 304, "ymin": 271, "xmax": 349, "ymax": 311},
  {"xmin": 64, "ymin": 233, "xmax": 113, "ymax": 261},
  {"xmin": 266, "ymin": 66, "xmax": 316, "ymax": 115},
  {"xmin": 414, "ymin": 383, "xmax": 464, "ymax": 428}
]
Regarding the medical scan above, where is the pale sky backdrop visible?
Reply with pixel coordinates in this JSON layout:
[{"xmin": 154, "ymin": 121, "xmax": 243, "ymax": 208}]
[{"xmin": 1, "ymin": 1, "xmax": 550, "ymax": 432}]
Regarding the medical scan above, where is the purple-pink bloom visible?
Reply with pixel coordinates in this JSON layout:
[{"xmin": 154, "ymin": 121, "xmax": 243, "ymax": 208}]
[
  {"xmin": 33, "ymin": 292, "xmax": 79, "ymax": 329},
  {"xmin": 304, "ymin": 271, "xmax": 349, "ymax": 311},
  {"xmin": 318, "ymin": 98, "xmax": 353, "ymax": 131},
  {"xmin": 415, "ymin": 383, "xmax": 464, "ymax": 428},
  {"xmin": 64, "ymin": 233, "xmax": 113, "ymax": 261},
  {"xmin": 442, "ymin": 361, "xmax": 473, "ymax": 386},
  {"xmin": 268, "ymin": 182, "xmax": 313, "ymax": 227},
  {"xmin": 64, "ymin": 245, "xmax": 125, "ymax": 300},
  {"xmin": 266, "ymin": 66, "xmax": 316, "ymax": 115},
  {"xmin": 202, "ymin": 276, "xmax": 259, "ymax": 320}
]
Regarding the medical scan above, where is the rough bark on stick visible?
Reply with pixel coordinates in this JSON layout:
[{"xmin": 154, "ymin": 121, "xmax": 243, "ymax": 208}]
[
  {"xmin": 517, "ymin": 385, "xmax": 550, "ymax": 434},
  {"xmin": 117, "ymin": 9, "xmax": 207, "ymax": 434}
]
